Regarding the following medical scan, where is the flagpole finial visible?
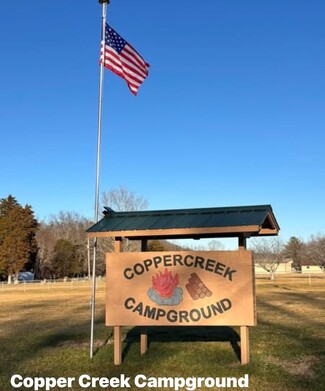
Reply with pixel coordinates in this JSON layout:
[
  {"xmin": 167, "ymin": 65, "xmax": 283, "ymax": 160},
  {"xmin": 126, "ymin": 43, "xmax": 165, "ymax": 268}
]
[{"xmin": 98, "ymin": 0, "xmax": 110, "ymax": 4}]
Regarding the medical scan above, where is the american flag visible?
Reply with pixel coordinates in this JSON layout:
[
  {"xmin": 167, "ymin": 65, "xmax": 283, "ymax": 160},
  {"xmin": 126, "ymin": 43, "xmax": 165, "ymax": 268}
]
[{"xmin": 100, "ymin": 24, "xmax": 150, "ymax": 95}]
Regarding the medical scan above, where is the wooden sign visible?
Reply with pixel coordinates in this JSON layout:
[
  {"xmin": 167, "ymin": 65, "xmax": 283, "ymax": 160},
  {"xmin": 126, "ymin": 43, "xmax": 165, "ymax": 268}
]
[{"xmin": 106, "ymin": 251, "xmax": 256, "ymax": 326}]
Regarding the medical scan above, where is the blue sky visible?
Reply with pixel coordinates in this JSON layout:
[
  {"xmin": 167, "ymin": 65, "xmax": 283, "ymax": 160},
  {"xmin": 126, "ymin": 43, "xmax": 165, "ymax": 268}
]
[{"xmin": 1, "ymin": 0, "xmax": 324, "ymax": 243}]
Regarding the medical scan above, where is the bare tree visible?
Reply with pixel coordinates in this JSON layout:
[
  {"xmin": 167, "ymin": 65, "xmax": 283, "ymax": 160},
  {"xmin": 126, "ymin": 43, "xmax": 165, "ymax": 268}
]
[
  {"xmin": 34, "ymin": 188, "xmax": 149, "ymax": 279},
  {"xmin": 101, "ymin": 186, "xmax": 148, "ymax": 212},
  {"xmin": 97, "ymin": 187, "xmax": 149, "ymax": 257},
  {"xmin": 207, "ymin": 240, "xmax": 225, "ymax": 251},
  {"xmin": 251, "ymin": 237, "xmax": 284, "ymax": 279},
  {"xmin": 36, "ymin": 212, "xmax": 92, "ymax": 279},
  {"xmin": 304, "ymin": 235, "xmax": 325, "ymax": 271},
  {"xmin": 185, "ymin": 240, "xmax": 225, "ymax": 252}
]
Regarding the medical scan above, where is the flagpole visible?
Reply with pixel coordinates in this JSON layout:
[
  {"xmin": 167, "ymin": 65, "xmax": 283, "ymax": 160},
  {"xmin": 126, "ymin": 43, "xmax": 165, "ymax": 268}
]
[{"xmin": 90, "ymin": 0, "xmax": 110, "ymax": 359}]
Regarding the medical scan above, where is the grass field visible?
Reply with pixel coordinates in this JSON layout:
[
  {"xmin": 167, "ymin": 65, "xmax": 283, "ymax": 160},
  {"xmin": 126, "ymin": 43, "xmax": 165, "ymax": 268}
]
[{"xmin": 0, "ymin": 277, "xmax": 324, "ymax": 391}]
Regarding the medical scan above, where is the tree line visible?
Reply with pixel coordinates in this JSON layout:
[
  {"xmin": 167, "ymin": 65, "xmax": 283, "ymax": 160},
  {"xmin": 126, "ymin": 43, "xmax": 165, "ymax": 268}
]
[
  {"xmin": 251, "ymin": 236, "xmax": 325, "ymax": 278},
  {"xmin": 0, "ymin": 191, "xmax": 324, "ymax": 282},
  {"xmin": 0, "ymin": 195, "xmax": 93, "ymax": 282},
  {"xmin": 0, "ymin": 188, "xmax": 180, "ymax": 283}
]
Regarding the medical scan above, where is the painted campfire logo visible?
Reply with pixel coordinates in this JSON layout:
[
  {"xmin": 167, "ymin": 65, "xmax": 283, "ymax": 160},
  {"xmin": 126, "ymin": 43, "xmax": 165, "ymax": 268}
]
[{"xmin": 147, "ymin": 268, "xmax": 212, "ymax": 306}]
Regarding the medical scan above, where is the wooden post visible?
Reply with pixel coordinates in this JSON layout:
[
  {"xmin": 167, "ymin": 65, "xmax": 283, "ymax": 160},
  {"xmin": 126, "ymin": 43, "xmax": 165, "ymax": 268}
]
[
  {"xmin": 114, "ymin": 237, "xmax": 122, "ymax": 253},
  {"xmin": 140, "ymin": 239, "xmax": 148, "ymax": 355},
  {"xmin": 114, "ymin": 237, "xmax": 122, "ymax": 365},
  {"xmin": 240, "ymin": 326, "xmax": 249, "ymax": 365},
  {"xmin": 114, "ymin": 326, "xmax": 122, "ymax": 365},
  {"xmin": 238, "ymin": 235, "xmax": 249, "ymax": 365},
  {"xmin": 238, "ymin": 235, "xmax": 247, "ymax": 251},
  {"xmin": 140, "ymin": 327, "xmax": 148, "ymax": 355}
]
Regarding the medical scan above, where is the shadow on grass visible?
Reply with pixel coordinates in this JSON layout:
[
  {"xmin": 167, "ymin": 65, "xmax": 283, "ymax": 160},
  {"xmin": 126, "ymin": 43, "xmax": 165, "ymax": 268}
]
[
  {"xmin": 0, "ymin": 307, "xmax": 107, "ymax": 375},
  {"xmin": 257, "ymin": 297, "xmax": 325, "ymax": 328},
  {"xmin": 260, "ymin": 289, "xmax": 325, "ymax": 308},
  {"xmin": 122, "ymin": 326, "xmax": 240, "ymax": 363}
]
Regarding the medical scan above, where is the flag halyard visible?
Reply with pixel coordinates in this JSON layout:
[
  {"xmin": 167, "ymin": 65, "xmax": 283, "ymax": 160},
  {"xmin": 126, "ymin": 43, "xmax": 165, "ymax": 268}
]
[{"xmin": 100, "ymin": 24, "xmax": 150, "ymax": 95}]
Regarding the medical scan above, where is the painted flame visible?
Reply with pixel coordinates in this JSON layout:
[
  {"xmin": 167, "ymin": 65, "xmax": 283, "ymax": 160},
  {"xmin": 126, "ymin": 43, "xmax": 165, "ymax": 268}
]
[{"xmin": 152, "ymin": 269, "xmax": 179, "ymax": 298}]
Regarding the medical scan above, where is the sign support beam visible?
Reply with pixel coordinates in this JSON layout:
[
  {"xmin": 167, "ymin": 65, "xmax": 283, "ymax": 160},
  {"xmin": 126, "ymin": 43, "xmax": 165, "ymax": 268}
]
[
  {"xmin": 240, "ymin": 326, "xmax": 250, "ymax": 365},
  {"xmin": 114, "ymin": 326, "xmax": 122, "ymax": 365},
  {"xmin": 140, "ymin": 239, "xmax": 148, "ymax": 355},
  {"xmin": 238, "ymin": 234, "xmax": 250, "ymax": 365},
  {"xmin": 113, "ymin": 237, "xmax": 122, "ymax": 365}
]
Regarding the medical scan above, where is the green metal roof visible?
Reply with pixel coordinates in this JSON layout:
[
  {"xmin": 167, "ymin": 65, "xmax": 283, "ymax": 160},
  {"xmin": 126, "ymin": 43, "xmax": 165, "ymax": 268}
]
[{"xmin": 87, "ymin": 205, "xmax": 279, "ymax": 240}]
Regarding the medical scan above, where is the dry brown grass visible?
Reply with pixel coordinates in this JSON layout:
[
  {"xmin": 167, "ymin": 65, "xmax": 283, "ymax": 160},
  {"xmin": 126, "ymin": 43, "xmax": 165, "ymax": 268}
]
[{"xmin": 0, "ymin": 277, "xmax": 324, "ymax": 391}]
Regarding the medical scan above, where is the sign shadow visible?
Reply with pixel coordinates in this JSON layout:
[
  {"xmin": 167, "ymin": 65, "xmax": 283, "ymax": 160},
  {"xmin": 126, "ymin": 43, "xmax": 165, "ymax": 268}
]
[{"xmin": 122, "ymin": 325, "xmax": 240, "ymax": 362}]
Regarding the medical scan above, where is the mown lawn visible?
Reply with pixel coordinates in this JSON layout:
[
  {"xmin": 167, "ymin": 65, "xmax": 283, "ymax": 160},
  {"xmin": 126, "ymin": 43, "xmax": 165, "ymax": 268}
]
[{"xmin": 0, "ymin": 277, "xmax": 324, "ymax": 391}]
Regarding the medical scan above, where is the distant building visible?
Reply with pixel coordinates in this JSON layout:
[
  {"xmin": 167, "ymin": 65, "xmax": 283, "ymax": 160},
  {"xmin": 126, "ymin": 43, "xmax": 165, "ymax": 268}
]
[
  {"xmin": 300, "ymin": 259, "xmax": 324, "ymax": 274},
  {"xmin": 254, "ymin": 258, "xmax": 324, "ymax": 275},
  {"xmin": 254, "ymin": 259, "xmax": 292, "ymax": 275}
]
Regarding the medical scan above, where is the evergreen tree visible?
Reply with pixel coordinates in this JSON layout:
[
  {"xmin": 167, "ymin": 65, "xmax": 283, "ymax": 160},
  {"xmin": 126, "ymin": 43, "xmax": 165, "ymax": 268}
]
[
  {"xmin": 0, "ymin": 195, "xmax": 19, "ymax": 216},
  {"xmin": 0, "ymin": 195, "xmax": 39, "ymax": 283},
  {"xmin": 51, "ymin": 239, "xmax": 80, "ymax": 278},
  {"xmin": 284, "ymin": 236, "xmax": 303, "ymax": 271}
]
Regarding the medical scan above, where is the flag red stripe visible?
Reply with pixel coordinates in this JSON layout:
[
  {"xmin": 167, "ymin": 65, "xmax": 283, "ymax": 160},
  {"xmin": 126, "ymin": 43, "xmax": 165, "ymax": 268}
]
[
  {"xmin": 101, "ymin": 53, "xmax": 142, "ymax": 94},
  {"xmin": 123, "ymin": 45, "xmax": 149, "ymax": 71},
  {"xmin": 120, "ymin": 52, "xmax": 148, "ymax": 78},
  {"xmin": 105, "ymin": 57, "xmax": 141, "ymax": 87},
  {"xmin": 103, "ymin": 46, "xmax": 146, "ymax": 84},
  {"xmin": 103, "ymin": 45, "xmax": 147, "ymax": 81}
]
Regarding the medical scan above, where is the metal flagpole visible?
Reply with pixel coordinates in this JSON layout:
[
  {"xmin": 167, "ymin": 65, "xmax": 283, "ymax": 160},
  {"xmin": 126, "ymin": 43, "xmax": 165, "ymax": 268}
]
[{"xmin": 90, "ymin": 0, "xmax": 110, "ymax": 359}]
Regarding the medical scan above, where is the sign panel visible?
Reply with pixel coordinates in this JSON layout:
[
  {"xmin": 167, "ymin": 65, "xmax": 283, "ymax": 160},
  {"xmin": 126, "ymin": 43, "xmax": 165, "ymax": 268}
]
[{"xmin": 106, "ymin": 251, "xmax": 256, "ymax": 326}]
